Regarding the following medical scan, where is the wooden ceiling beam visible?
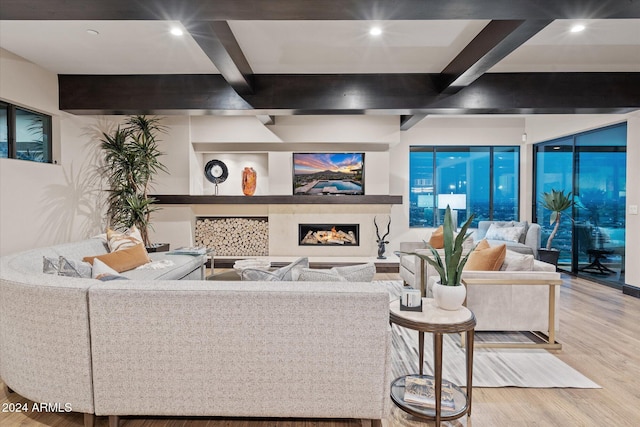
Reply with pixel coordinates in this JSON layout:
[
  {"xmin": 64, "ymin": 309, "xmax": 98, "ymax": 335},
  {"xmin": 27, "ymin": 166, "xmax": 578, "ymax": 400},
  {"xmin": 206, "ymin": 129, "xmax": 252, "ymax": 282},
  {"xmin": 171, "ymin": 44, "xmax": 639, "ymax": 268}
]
[
  {"xmin": 256, "ymin": 115, "xmax": 275, "ymax": 125},
  {"xmin": 187, "ymin": 21, "xmax": 254, "ymax": 95},
  {"xmin": 2, "ymin": 0, "xmax": 640, "ymax": 20},
  {"xmin": 58, "ymin": 73, "xmax": 640, "ymax": 115},
  {"xmin": 400, "ymin": 115, "xmax": 428, "ymax": 131},
  {"xmin": 437, "ymin": 20, "xmax": 552, "ymax": 94}
]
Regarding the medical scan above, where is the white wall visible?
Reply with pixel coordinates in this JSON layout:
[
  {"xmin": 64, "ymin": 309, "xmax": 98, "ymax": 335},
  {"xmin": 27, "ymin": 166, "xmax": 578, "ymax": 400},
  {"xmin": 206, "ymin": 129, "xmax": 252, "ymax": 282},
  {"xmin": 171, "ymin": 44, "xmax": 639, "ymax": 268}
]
[
  {"xmin": 625, "ymin": 114, "xmax": 640, "ymax": 288},
  {"xmin": 153, "ymin": 115, "xmax": 397, "ymax": 256},
  {"xmin": 0, "ymin": 49, "xmax": 108, "ymax": 255},
  {"xmin": 201, "ymin": 153, "xmax": 269, "ymax": 196}
]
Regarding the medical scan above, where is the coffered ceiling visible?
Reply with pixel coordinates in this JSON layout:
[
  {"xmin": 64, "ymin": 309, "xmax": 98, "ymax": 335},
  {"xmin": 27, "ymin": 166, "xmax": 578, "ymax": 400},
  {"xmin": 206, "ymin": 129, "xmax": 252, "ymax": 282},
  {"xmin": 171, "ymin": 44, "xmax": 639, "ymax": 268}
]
[{"xmin": 1, "ymin": 0, "xmax": 639, "ymax": 125}]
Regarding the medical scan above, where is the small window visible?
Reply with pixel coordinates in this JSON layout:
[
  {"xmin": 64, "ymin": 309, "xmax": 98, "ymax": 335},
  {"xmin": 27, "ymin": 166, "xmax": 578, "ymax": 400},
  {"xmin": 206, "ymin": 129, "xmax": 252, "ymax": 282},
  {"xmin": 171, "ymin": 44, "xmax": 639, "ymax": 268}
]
[{"xmin": 0, "ymin": 101, "xmax": 52, "ymax": 163}]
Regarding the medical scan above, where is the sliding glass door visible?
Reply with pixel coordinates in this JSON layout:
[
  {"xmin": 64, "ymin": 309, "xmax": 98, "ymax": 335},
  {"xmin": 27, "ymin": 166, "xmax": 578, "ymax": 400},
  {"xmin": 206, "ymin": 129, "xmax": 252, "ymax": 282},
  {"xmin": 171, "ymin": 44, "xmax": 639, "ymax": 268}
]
[{"xmin": 534, "ymin": 123, "xmax": 627, "ymax": 286}]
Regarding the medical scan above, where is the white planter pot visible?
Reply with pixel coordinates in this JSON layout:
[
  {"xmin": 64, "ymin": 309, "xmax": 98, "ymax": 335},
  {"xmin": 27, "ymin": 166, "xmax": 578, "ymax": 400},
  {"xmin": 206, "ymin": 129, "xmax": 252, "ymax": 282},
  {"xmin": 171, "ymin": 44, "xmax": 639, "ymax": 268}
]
[{"xmin": 432, "ymin": 281, "xmax": 466, "ymax": 311}]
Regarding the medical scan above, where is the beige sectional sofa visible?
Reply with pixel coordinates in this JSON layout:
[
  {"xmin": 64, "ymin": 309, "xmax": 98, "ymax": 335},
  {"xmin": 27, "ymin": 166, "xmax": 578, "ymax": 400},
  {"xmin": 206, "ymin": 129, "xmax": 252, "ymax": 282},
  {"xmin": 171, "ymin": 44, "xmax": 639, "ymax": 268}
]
[{"xmin": 0, "ymin": 239, "xmax": 391, "ymax": 427}]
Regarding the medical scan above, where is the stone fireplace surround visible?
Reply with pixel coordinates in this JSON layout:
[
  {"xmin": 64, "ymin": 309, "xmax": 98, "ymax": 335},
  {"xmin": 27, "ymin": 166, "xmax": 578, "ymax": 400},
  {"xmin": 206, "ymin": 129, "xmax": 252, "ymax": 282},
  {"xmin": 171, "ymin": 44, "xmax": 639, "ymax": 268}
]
[{"xmin": 187, "ymin": 203, "xmax": 391, "ymax": 259}]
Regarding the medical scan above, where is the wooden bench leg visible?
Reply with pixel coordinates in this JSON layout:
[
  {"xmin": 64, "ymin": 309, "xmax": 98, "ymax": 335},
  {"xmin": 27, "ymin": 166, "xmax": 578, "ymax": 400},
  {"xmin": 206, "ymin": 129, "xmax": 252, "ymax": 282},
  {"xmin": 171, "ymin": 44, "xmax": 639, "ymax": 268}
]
[
  {"xmin": 84, "ymin": 413, "xmax": 96, "ymax": 427},
  {"xmin": 361, "ymin": 419, "xmax": 382, "ymax": 427},
  {"xmin": 109, "ymin": 415, "xmax": 120, "ymax": 427}
]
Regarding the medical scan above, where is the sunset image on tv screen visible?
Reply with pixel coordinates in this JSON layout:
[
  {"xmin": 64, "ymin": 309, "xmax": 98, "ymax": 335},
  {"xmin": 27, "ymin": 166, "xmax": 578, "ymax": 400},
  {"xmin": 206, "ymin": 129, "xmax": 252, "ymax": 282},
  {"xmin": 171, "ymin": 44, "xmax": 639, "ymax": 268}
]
[{"xmin": 293, "ymin": 153, "xmax": 364, "ymax": 195}]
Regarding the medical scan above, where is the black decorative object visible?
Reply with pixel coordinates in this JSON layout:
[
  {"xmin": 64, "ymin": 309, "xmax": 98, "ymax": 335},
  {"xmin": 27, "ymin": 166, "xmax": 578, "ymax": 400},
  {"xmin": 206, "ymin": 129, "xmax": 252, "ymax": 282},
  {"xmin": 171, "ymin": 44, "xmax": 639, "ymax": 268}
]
[
  {"xmin": 374, "ymin": 215, "xmax": 391, "ymax": 259},
  {"xmin": 204, "ymin": 159, "xmax": 229, "ymax": 195}
]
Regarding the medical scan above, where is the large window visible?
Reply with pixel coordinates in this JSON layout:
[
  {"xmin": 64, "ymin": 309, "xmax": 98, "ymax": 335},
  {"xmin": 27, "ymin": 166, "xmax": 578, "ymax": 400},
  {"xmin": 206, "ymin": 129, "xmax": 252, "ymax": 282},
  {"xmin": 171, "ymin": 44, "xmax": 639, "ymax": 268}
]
[
  {"xmin": 409, "ymin": 146, "xmax": 520, "ymax": 227},
  {"xmin": 534, "ymin": 123, "xmax": 626, "ymax": 286},
  {"xmin": 0, "ymin": 101, "xmax": 52, "ymax": 163}
]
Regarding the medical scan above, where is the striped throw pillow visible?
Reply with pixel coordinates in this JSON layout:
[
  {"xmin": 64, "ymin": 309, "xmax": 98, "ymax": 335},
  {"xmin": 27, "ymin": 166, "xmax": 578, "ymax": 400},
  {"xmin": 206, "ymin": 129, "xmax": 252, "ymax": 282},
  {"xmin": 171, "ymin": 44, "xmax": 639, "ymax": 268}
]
[{"xmin": 107, "ymin": 226, "xmax": 144, "ymax": 252}]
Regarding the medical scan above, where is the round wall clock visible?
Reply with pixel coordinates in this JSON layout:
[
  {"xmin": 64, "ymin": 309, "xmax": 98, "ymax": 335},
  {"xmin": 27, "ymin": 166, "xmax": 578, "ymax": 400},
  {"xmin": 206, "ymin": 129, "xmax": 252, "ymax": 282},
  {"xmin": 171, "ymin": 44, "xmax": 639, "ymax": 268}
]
[{"xmin": 204, "ymin": 159, "xmax": 229, "ymax": 184}]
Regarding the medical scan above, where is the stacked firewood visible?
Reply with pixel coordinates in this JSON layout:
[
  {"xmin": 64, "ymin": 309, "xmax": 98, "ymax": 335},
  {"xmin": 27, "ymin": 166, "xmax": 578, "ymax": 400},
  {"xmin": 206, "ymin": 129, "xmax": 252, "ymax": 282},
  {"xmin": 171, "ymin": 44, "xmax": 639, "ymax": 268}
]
[{"xmin": 195, "ymin": 217, "xmax": 269, "ymax": 256}]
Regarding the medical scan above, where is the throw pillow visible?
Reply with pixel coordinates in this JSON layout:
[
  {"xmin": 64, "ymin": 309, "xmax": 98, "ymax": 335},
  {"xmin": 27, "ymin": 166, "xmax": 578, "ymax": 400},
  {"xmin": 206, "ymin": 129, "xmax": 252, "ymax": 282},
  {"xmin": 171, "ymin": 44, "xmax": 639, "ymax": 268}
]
[
  {"xmin": 83, "ymin": 243, "xmax": 151, "ymax": 273},
  {"xmin": 58, "ymin": 256, "xmax": 93, "ymax": 278},
  {"xmin": 273, "ymin": 257, "xmax": 309, "ymax": 281},
  {"xmin": 500, "ymin": 253, "xmax": 535, "ymax": 271},
  {"xmin": 464, "ymin": 239, "xmax": 506, "ymax": 271},
  {"xmin": 43, "ymin": 256, "xmax": 59, "ymax": 274},
  {"xmin": 428, "ymin": 226, "xmax": 444, "ymax": 249},
  {"xmin": 98, "ymin": 275, "xmax": 130, "ymax": 282},
  {"xmin": 241, "ymin": 257, "xmax": 309, "ymax": 281},
  {"xmin": 293, "ymin": 268, "xmax": 346, "ymax": 282},
  {"xmin": 241, "ymin": 268, "xmax": 280, "ymax": 281},
  {"xmin": 91, "ymin": 258, "xmax": 121, "ymax": 279},
  {"xmin": 331, "ymin": 262, "xmax": 376, "ymax": 282},
  {"xmin": 485, "ymin": 223, "xmax": 525, "ymax": 243},
  {"xmin": 106, "ymin": 226, "xmax": 144, "ymax": 252}
]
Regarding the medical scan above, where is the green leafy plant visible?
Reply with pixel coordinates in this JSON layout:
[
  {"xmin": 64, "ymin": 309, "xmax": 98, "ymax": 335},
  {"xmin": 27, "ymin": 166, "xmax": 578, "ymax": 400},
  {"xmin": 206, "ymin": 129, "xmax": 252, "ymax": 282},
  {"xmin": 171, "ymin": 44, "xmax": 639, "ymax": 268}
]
[
  {"xmin": 541, "ymin": 189, "xmax": 573, "ymax": 250},
  {"xmin": 404, "ymin": 206, "xmax": 476, "ymax": 286},
  {"xmin": 100, "ymin": 115, "xmax": 167, "ymax": 246}
]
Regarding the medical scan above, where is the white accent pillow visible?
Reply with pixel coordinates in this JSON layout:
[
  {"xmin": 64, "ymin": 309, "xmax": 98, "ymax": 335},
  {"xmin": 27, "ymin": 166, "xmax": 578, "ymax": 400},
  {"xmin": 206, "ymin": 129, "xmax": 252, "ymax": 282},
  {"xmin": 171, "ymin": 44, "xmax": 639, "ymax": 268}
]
[
  {"xmin": 91, "ymin": 258, "xmax": 121, "ymax": 279},
  {"xmin": 485, "ymin": 224, "xmax": 525, "ymax": 243},
  {"xmin": 331, "ymin": 262, "xmax": 376, "ymax": 282},
  {"xmin": 292, "ymin": 268, "xmax": 346, "ymax": 282},
  {"xmin": 241, "ymin": 257, "xmax": 309, "ymax": 281},
  {"xmin": 500, "ymin": 253, "xmax": 535, "ymax": 271}
]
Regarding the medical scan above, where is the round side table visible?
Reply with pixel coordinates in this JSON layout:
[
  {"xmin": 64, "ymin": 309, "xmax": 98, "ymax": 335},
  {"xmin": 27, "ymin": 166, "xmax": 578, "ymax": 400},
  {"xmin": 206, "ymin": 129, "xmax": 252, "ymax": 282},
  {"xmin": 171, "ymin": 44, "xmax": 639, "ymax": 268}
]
[{"xmin": 389, "ymin": 298, "xmax": 476, "ymax": 426}]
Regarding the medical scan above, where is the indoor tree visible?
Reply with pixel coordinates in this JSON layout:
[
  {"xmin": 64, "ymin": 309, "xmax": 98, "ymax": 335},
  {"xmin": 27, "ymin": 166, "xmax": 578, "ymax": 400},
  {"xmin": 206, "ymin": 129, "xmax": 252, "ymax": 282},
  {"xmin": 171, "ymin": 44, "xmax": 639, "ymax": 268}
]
[
  {"xmin": 541, "ymin": 189, "xmax": 574, "ymax": 250},
  {"xmin": 100, "ymin": 115, "xmax": 167, "ymax": 246}
]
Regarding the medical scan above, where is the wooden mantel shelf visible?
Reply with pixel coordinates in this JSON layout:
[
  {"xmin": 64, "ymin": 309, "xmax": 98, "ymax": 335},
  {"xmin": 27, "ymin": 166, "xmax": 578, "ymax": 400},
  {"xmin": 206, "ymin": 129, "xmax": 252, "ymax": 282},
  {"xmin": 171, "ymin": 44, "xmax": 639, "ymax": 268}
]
[{"xmin": 151, "ymin": 194, "xmax": 402, "ymax": 205}]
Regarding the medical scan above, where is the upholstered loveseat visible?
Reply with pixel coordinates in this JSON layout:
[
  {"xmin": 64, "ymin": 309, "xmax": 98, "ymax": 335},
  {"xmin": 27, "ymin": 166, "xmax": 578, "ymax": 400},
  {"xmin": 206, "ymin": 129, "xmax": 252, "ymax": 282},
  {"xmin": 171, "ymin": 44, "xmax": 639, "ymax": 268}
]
[
  {"xmin": 0, "ymin": 239, "xmax": 391, "ymax": 427},
  {"xmin": 399, "ymin": 232, "xmax": 562, "ymax": 343}
]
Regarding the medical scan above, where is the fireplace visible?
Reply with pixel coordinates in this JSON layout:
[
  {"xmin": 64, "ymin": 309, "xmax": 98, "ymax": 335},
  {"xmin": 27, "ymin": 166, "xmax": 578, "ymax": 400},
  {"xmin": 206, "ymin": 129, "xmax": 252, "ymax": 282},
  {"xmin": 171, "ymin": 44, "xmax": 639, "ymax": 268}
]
[{"xmin": 299, "ymin": 224, "xmax": 359, "ymax": 246}]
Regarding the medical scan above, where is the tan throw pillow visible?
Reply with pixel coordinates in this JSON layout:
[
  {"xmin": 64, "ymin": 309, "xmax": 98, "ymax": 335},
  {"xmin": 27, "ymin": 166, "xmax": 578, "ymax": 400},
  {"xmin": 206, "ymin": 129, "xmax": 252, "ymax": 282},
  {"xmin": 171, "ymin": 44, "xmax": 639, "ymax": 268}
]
[
  {"xmin": 107, "ymin": 226, "xmax": 143, "ymax": 252},
  {"xmin": 428, "ymin": 226, "xmax": 444, "ymax": 249},
  {"xmin": 464, "ymin": 239, "xmax": 506, "ymax": 271},
  {"xmin": 83, "ymin": 243, "xmax": 151, "ymax": 273}
]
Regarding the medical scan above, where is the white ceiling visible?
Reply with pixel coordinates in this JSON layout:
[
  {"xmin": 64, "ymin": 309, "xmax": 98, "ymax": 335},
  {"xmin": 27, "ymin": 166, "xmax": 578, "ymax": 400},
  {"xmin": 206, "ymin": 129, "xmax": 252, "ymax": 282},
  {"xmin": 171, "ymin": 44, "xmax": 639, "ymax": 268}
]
[
  {"xmin": 0, "ymin": 18, "xmax": 638, "ymax": 76},
  {"xmin": 0, "ymin": 20, "xmax": 219, "ymax": 74}
]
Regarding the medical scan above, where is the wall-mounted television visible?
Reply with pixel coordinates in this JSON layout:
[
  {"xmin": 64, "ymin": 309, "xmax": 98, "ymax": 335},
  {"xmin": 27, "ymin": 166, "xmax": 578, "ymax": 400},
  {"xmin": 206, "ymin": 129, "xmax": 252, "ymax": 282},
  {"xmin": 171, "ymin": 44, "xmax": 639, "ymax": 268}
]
[{"xmin": 293, "ymin": 153, "xmax": 364, "ymax": 195}]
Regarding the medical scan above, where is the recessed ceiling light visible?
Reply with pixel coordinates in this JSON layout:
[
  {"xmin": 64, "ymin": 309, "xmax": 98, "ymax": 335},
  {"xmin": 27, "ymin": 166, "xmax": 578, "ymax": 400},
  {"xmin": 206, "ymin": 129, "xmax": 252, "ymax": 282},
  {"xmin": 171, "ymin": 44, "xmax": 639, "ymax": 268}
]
[
  {"xmin": 170, "ymin": 27, "xmax": 184, "ymax": 36},
  {"xmin": 369, "ymin": 27, "xmax": 382, "ymax": 36},
  {"xmin": 86, "ymin": 29, "xmax": 99, "ymax": 36},
  {"xmin": 570, "ymin": 24, "xmax": 586, "ymax": 33}
]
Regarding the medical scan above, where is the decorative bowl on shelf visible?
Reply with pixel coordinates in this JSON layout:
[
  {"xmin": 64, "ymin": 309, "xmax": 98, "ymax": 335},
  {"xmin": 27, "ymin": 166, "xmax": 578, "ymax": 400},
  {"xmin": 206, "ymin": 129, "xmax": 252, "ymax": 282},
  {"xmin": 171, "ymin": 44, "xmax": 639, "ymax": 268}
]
[{"xmin": 233, "ymin": 259, "xmax": 271, "ymax": 276}]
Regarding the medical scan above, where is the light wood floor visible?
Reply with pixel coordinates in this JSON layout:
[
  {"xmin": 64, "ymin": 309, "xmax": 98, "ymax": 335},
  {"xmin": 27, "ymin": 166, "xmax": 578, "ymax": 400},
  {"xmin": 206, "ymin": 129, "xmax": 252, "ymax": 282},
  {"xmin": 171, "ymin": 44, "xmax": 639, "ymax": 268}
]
[{"xmin": 2, "ymin": 272, "xmax": 640, "ymax": 427}]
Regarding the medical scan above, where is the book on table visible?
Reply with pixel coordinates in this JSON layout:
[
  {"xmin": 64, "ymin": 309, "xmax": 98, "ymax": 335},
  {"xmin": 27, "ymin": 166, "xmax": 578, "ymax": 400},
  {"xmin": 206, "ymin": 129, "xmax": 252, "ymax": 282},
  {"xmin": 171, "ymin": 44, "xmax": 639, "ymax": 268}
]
[
  {"xmin": 167, "ymin": 246, "xmax": 208, "ymax": 256},
  {"xmin": 404, "ymin": 375, "xmax": 456, "ymax": 409}
]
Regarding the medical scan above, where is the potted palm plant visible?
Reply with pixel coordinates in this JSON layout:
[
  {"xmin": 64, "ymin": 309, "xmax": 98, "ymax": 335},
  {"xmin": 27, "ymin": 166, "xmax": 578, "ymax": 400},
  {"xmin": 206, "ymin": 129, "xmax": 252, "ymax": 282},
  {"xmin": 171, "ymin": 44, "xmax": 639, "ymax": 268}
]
[
  {"xmin": 100, "ymin": 115, "xmax": 168, "ymax": 248},
  {"xmin": 538, "ymin": 189, "xmax": 573, "ymax": 267},
  {"xmin": 405, "ymin": 206, "xmax": 476, "ymax": 310}
]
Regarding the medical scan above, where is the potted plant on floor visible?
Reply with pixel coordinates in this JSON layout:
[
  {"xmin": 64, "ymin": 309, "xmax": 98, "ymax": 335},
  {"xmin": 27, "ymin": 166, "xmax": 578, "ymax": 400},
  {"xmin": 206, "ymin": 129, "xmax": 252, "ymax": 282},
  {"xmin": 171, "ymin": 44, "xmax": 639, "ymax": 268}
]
[
  {"xmin": 406, "ymin": 206, "xmax": 476, "ymax": 310},
  {"xmin": 100, "ymin": 115, "xmax": 168, "ymax": 249},
  {"xmin": 538, "ymin": 189, "xmax": 573, "ymax": 267}
]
